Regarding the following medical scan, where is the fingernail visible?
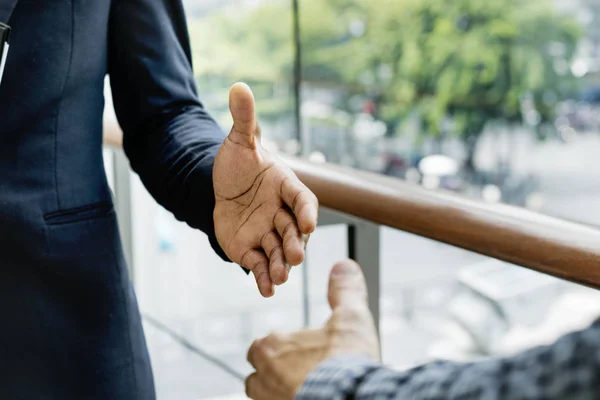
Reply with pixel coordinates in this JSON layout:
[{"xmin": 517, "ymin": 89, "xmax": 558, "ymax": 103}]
[{"xmin": 332, "ymin": 261, "xmax": 358, "ymax": 277}]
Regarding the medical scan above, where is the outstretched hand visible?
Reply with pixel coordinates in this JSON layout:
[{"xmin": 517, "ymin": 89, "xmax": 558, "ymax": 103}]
[
  {"xmin": 213, "ymin": 83, "xmax": 319, "ymax": 297},
  {"xmin": 245, "ymin": 260, "xmax": 380, "ymax": 399}
]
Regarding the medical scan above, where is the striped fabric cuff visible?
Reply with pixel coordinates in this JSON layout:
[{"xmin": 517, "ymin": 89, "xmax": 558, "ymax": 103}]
[{"xmin": 296, "ymin": 354, "xmax": 380, "ymax": 400}]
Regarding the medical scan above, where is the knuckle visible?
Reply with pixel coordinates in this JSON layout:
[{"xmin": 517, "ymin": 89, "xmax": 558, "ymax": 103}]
[
  {"xmin": 268, "ymin": 245, "xmax": 283, "ymax": 260},
  {"xmin": 250, "ymin": 337, "xmax": 262, "ymax": 349},
  {"xmin": 273, "ymin": 207, "xmax": 286, "ymax": 226},
  {"xmin": 279, "ymin": 176, "xmax": 291, "ymax": 195},
  {"xmin": 291, "ymin": 191, "xmax": 302, "ymax": 211},
  {"xmin": 255, "ymin": 270, "xmax": 268, "ymax": 284},
  {"xmin": 247, "ymin": 341, "xmax": 258, "ymax": 363},
  {"xmin": 265, "ymin": 332, "xmax": 280, "ymax": 345},
  {"xmin": 244, "ymin": 374, "xmax": 255, "ymax": 396},
  {"xmin": 332, "ymin": 307, "xmax": 357, "ymax": 322},
  {"xmin": 260, "ymin": 230, "xmax": 272, "ymax": 247},
  {"xmin": 253, "ymin": 260, "xmax": 267, "ymax": 274},
  {"xmin": 251, "ymin": 337, "xmax": 270, "ymax": 356},
  {"xmin": 299, "ymin": 195, "xmax": 316, "ymax": 213},
  {"xmin": 332, "ymin": 306, "xmax": 370, "ymax": 324},
  {"xmin": 282, "ymin": 221, "xmax": 297, "ymax": 239},
  {"xmin": 265, "ymin": 332, "xmax": 287, "ymax": 347},
  {"xmin": 240, "ymin": 250, "xmax": 253, "ymax": 268}
]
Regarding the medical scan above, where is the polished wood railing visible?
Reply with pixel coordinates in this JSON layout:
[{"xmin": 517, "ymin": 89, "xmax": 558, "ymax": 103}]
[{"xmin": 103, "ymin": 122, "xmax": 600, "ymax": 290}]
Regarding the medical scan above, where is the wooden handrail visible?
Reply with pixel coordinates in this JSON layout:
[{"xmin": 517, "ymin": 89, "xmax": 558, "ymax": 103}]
[{"xmin": 103, "ymin": 122, "xmax": 600, "ymax": 289}]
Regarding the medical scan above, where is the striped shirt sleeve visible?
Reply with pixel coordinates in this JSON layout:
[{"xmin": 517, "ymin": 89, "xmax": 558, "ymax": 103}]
[{"xmin": 297, "ymin": 318, "xmax": 600, "ymax": 400}]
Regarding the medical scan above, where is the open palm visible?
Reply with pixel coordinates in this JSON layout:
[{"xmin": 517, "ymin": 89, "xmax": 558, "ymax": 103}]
[{"xmin": 213, "ymin": 83, "xmax": 318, "ymax": 297}]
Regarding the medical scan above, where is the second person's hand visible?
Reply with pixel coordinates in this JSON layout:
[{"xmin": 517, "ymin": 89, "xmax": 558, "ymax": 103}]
[{"xmin": 245, "ymin": 259, "xmax": 381, "ymax": 399}]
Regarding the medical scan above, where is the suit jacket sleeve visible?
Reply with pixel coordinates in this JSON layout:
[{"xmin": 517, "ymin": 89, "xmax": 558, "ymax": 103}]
[
  {"xmin": 298, "ymin": 317, "xmax": 600, "ymax": 399},
  {"xmin": 107, "ymin": 0, "xmax": 229, "ymax": 261}
]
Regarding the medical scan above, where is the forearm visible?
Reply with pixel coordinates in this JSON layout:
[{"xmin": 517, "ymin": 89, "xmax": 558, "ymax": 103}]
[
  {"xmin": 297, "ymin": 355, "xmax": 462, "ymax": 400},
  {"xmin": 299, "ymin": 318, "xmax": 600, "ymax": 399},
  {"xmin": 123, "ymin": 104, "xmax": 228, "ymax": 259},
  {"xmin": 108, "ymin": 0, "xmax": 230, "ymax": 261}
]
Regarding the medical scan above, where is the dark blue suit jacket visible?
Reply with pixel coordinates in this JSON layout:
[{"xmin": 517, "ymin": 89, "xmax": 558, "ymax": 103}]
[{"xmin": 0, "ymin": 0, "xmax": 227, "ymax": 398}]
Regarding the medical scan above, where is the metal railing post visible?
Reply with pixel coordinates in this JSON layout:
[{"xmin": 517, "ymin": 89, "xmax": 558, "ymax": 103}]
[
  {"xmin": 302, "ymin": 252, "xmax": 311, "ymax": 328},
  {"xmin": 348, "ymin": 221, "xmax": 381, "ymax": 333},
  {"xmin": 318, "ymin": 208, "xmax": 381, "ymax": 334}
]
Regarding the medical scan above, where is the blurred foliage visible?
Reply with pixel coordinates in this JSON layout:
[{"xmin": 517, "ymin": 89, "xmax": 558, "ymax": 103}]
[{"xmin": 189, "ymin": 0, "xmax": 582, "ymax": 148}]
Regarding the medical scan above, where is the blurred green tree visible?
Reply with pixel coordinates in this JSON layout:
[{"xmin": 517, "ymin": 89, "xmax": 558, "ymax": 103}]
[{"xmin": 189, "ymin": 0, "xmax": 581, "ymax": 171}]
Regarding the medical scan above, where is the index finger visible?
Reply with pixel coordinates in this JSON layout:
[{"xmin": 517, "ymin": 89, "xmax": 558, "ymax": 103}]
[{"xmin": 280, "ymin": 177, "xmax": 318, "ymax": 235}]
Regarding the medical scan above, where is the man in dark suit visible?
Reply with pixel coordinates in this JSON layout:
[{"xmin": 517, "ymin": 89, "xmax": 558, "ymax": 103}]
[{"xmin": 0, "ymin": 0, "xmax": 317, "ymax": 398}]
